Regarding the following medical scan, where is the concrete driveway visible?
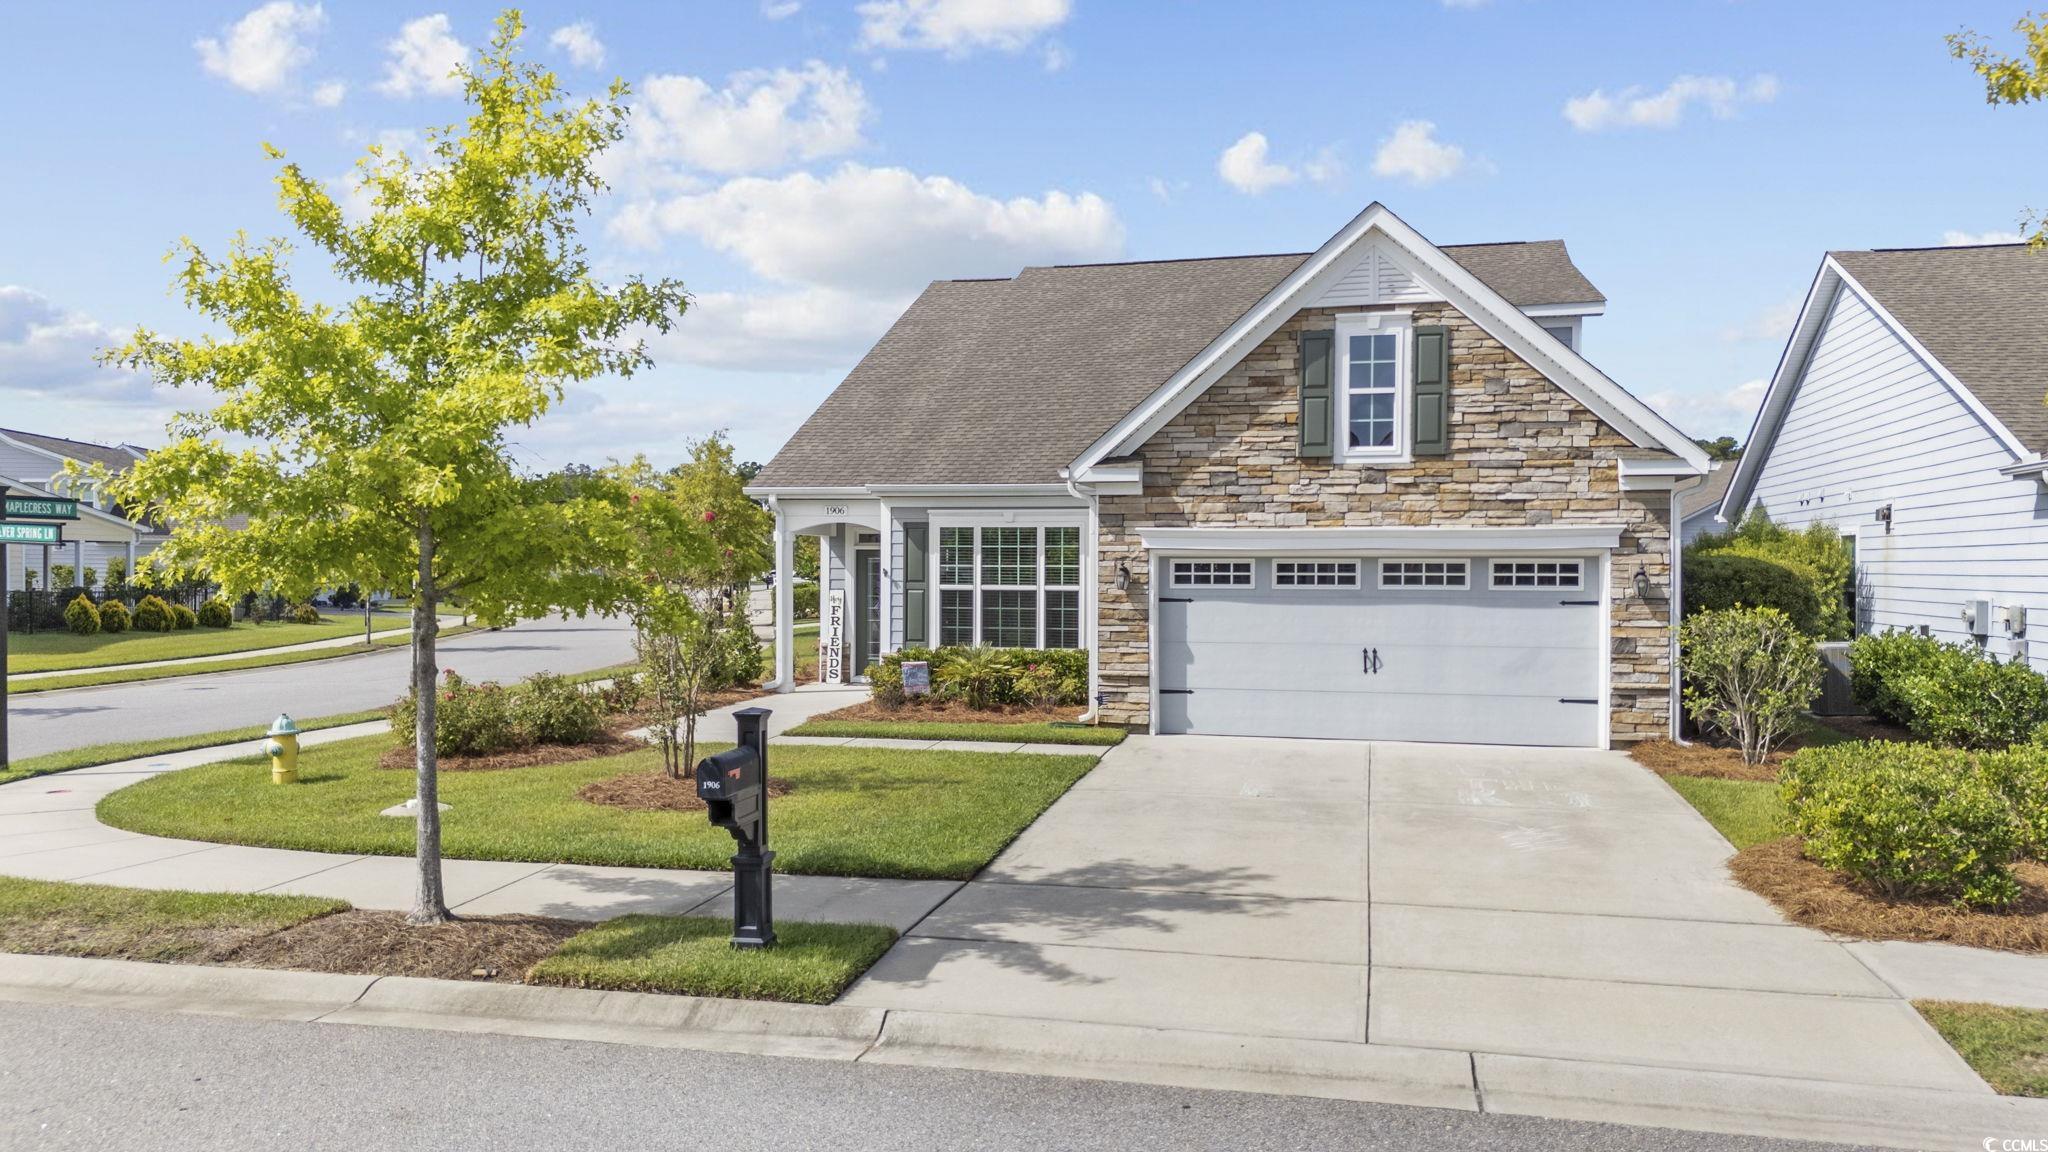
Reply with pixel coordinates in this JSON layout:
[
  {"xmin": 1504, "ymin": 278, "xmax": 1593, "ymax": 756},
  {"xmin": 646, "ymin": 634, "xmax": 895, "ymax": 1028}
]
[{"xmin": 844, "ymin": 735, "xmax": 1989, "ymax": 1119}]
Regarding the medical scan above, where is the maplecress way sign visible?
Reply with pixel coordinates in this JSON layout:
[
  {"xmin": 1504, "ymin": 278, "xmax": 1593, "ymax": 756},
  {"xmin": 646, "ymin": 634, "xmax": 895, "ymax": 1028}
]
[{"xmin": 3, "ymin": 495, "xmax": 79, "ymax": 521}]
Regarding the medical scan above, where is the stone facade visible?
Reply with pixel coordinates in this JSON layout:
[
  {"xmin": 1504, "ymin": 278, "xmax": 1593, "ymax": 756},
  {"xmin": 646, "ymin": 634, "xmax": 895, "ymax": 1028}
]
[{"xmin": 1094, "ymin": 302, "xmax": 1675, "ymax": 745}]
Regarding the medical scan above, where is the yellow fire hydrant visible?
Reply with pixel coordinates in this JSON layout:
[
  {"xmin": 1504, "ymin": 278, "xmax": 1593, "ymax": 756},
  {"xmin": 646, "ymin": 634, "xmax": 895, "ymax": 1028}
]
[{"xmin": 265, "ymin": 714, "xmax": 301, "ymax": 785}]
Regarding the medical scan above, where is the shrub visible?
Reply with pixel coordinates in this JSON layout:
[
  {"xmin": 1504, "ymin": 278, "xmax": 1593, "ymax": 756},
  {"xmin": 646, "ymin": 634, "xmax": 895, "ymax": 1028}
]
[
  {"xmin": 62, "ymin": 594, "xmax": 101, "ymax": 636},
  {"xmin": 1896, "ymin": 654, "xmax": 2048, "ymax": 750},
  {"xmin": 1848, "ymin": 629, "xmax": 1935, "ymax": 725},
  {"xmin": 708, "ymin": 617, "xmax": 765, "ymax": 688},
  {"xmin": 512, "ymin": 672, "xmax": 605, "ymax": 746},
  {"xmin": 1014, "ymin": 657, "xmax": 1085, "ymax": 711},
  {"xmin": 868, "ymin": 659, "xmax": 905, "ymax": 708},
  {"xmin": 1781, "ymin": 742, "xmax": 2024, "ymax": 907},
  {"xmin": 1690, "ymin": 511, "xmax": 1854, "ymax": 639},
  {"xmin": 131, "ymin": 595, "xmax": 174, "ymax": 633},
  {"xmin": 290, "ymin": 602, "xmax": 323, "ymax": 625},
  {"xmin": 97, "ymin": 600, "xmax": 131, "ymax": 634},
  {"xmin": 792, "ymin": 582, "xmax": 819, "ymax": 620},
  {"xmin": 1978, "ymin": 746, "xmax": 2048, "ymax": 860},
  {"xmin": 1682, "ymin": 552, "xmax": 1821, "ymax": 636},
  {"xmin": 1679, "ymin": 606, "xmax": 1822, "ymax": 765},
  {"xmin": 170, "ymin": 604, "xmax": 198, "ymax": 630},
  {"xmin": 937, "ymin": 646, "xmax": 1014, "ymax": 710},
  {"xmin": 390, "ymin": 670, "xmax": 522, "ymax": 757},
  {"xmin": 598, "ymin": 669, "xmax": 644, "ymax": 716},
  {"xmin": 197, "ymin": 598, "xmax": 234, "ymax": 628}
]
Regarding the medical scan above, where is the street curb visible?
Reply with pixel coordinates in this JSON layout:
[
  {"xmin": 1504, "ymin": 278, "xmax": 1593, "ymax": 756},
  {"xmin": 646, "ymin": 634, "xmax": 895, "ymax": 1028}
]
[
  {"xmin": 0, "ymin": 952, "xmax": 374, "ymax": 1022},
  {"xmin": 861, "ymin": 1009, "xmax": 1479, "ymax": 1111},
  {"xmin": 322, "ymin": 975, "xmax": 887, "ymax": 1061}
]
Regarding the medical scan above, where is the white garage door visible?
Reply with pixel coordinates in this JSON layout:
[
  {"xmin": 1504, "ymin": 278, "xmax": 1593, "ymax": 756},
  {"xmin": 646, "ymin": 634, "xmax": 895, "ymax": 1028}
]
[{"xmin": 1156, "ymin": 556, "xmax": 1604, "ymax": 747}]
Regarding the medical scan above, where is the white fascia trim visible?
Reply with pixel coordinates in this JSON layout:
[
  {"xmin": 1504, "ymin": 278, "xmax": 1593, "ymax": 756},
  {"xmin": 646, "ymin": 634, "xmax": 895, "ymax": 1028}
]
[
  {"xmin": 1618, "ymin": 456, "xmax": 1707, "ymax": 491},
  {"xmin": 1137, "ymin": 524, "xmax": 1626, "ymax": 555},
  {"xmin": 1521, "ymin": 301, "xmax": 1607, "ymax": 318},
  {"xmin": 743, "ymin": 485, "xmax": 871, "ymax": 499},
  {"xmin": 1069, "ymin": 203, "xmax": 1707, "ymax": 475},
  {"xmin": 928, "ymin": 508, "xmax": 1087, "ymax": 529},
  {"xmin": 867, "ymin": 483, "xmax": 1074, "ymax": 497},
  {"xmin": 2001, "ymin": 457, "xmax": 2048, "ymax": 480},
  {"xmin": 1719, "ymin": 256, "xmax": 2034, "ymax": 522}
]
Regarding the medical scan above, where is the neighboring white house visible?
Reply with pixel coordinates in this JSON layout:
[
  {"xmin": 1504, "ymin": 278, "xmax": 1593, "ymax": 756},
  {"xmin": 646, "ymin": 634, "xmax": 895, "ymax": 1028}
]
[
  {"xmin": 0, "ymin": 427, "xmax": 165, "ymax": 590},
  {"xmin": 1719, "ymin": 243, "xmax": 2048, "ymax": 671}
]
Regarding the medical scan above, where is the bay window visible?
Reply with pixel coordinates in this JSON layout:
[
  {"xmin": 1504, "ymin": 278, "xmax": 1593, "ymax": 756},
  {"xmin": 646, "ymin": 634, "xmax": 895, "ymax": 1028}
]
[{"xmin": 935, "ymin": 522, "xmax": 1083, "ymax": 649}]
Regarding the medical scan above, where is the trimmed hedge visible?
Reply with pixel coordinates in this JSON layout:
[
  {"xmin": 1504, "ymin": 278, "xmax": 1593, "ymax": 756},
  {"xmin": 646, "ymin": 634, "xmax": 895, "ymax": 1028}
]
[
  {"xmin": 1782, "ymin": 741, "xmax": 2029, "ymax": 908},
  {"xmin": 1682, "ymin": 552, "xmax": 1822, "ymax": 637},
  {"xmin": 62, "ymin": 595, "xmax": 101, "ymax": 636},
  {"xmin": 132, "ymin": 595, "xmax": 174, "ymax": 634},
  {"xmin": 1686, "ymin": 512, "xmax": 1854, "ymax": 639},
  {"xmin": 1849, "ymin": 630, "xmax": 2048, "ymax": 749},
  {"xmin": 197, "ymin": 598, "xmax": 234, "ymax": 629},
  {"xmin": 869, "ymin": 646, "xmax": 1088, "ymax": 710},
  {"xmin": 792, "ymin": 582, "xmax": 819, "ymax": 620},
  {"xmin": 391, "ymin": 669, "xmax": 609, "ymax": 757},
  {"xmin": 97, "ymin": 600, "xmax": 130, "ymax": 634},
  {"xmin": 170, "ymin": 603, "xmax": 198, "ymax": 630}
]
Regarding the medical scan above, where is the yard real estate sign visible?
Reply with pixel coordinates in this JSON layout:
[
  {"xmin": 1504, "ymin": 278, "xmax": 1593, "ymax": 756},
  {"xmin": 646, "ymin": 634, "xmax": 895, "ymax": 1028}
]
[{"xmin": 823, "ymin": 589, "xmax": 846, "ymax": 685}]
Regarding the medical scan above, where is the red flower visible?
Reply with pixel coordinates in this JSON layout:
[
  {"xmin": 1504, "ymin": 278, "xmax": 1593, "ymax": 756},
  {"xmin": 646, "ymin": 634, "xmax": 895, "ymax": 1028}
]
[{"xmin": 702, "ymin": 510, "xmax": 716, "ymax": 523}]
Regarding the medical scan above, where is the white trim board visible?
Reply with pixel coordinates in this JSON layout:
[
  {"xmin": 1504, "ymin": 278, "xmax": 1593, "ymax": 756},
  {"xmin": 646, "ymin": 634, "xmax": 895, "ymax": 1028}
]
[
  {"xmin": 1719, "ymin": 255, "xmax": 2032, "ymax": 523},
  {"xmin": 1068, "ymin": 203, "xmax": 1709, "ymax": 477},
  {"xmin": 1137, "ymin": 524, "xmax": 1626, "ymax": 555}
]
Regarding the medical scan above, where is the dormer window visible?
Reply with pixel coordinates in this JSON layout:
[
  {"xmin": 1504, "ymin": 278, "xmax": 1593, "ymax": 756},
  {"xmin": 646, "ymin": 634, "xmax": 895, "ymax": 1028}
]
[{"xmin": 1336, "ymin": 315, "xmax": 1411, "ymax": 462}]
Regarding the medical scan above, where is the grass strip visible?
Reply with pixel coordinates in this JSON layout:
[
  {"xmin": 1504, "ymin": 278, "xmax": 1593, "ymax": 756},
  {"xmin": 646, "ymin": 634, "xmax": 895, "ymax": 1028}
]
[
  {"xmin": 1916, "ymin": 1001, "xmax": 2048, "ymax": 1096},
  {"xmin": 0, "ymin": 875, "xmax": 347, "ymax": 964},
  {"xmin": 97, "ymin": 734, "xmax": 1096, "ymax": 880},
  {"xmin": 529, "ymin": 915, "xmax": 897, "ymax": 1003},
  {"xmin": 11, "ymin": 624, "xmax": 477, "ymax": 694},
  {"xmin": 6, "ymin": 614, "xmax": 415, "ymax": 674},
  {"xmin": 787, "ymin": 718, "xmax": 1124, "ymax": 746},
  {"xmin": 0, "ymin": 709, "xmax": 388, "ymax": 787},
  {"xmin": 1661, "ymin": 774, "xmax": 1786, "ymax": 850}
]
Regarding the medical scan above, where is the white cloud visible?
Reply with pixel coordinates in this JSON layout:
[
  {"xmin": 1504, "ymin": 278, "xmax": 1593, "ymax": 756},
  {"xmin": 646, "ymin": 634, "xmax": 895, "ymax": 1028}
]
[
  {"xmin": 857, "ymin": 0, "xmax": 1071, "ymax": 56},
  {"xmin": 613, "ymin": 62, "xmax": 869, "ymax": 183},
  {"xmin": 0, "ymin": 287, "xmax": 157, "ymax": 406},
  {"xmin": 310, "ymin": 79, "xmax": 346, "ymax": 107},
  {"xmin": 377, "ymin": 14, "xmax": 468, "ymax": 98},
  {"xmin": 1563, "ymin": 74, "xmax": 1779, "ymax": 132},
  {"xmin": 616, "ymin": 163, "xmax": 1122, "ymax": 295},
  {"xmin": 1648, "ymin": 378, "xmax": 1768, "ymax": 439},
  {"xmin": 1041, "ymin": 40, "xmax": 1071, "ymax": 72},
  {"xmin": 761, "ymin": 0, "xmax": 802, "ymax": 19},
  {"xmin": 1217, "ymin": 132, "xmax": 1296, "ymax": 195},
  {"xmin": 1941, "ymin": 229, "xmax": 2025, "ymax": 246},
  {"xmin": 1371, "ymin": 120, "xmax": 1468, "ymax": 186},
  {"xmin": 1719, "ymin": 295, "xmax": 1801, "ymax": 343},
  {"xmin": 549, "ymin": 21, "xmax": 605, "ymax": 68},
  {"xmin": 194, "ymin": 2, "xmax": 325, "ymax": 95}
]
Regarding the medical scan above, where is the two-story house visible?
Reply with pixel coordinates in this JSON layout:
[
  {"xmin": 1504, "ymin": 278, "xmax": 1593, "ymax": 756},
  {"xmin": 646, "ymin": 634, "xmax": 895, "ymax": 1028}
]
[
  {"xmin": 1, "ymin": 427, "xmax": 166, "ymax": 591},
  {"xmin": 746, "ymin": 204, "xmax": 1709, "ymax": 748}
]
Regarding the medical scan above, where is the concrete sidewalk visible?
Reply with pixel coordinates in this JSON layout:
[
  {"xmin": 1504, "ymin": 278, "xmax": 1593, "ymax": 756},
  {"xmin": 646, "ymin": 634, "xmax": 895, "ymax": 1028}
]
[
  {"xmin": 6, "ymin": 614, "xmax": 461, "ymax": 684},
  {"xmin": 0, "ymin": 685, "xmax": 1098, "ymax": 931}
]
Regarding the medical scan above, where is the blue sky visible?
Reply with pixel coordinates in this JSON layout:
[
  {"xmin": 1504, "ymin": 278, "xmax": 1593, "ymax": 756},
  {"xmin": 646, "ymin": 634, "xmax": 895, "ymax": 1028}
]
[{"xmin": 2, "ymin": 1, "xmax": 2042, "ymax": 471}]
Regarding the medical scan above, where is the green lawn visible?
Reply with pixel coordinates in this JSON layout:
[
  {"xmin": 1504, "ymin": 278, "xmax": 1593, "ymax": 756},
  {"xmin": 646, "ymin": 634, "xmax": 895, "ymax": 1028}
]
[
  {"xmin": 0, "ymin": 709, "xmax": 388, "ymax": 787},
  {"xmin": 9, "ymin": 625, "xmax": 475, "ymax": 695},
  {"xmin": 0, "ymin": 875, "xmax": 346, "ymax": 963},
  {"xmin": 530, "ymin": 916, "xmax": 896, "ymax": 1003},
  {"xmin": 1663, "ymin": 775, "xmax": 1787, "ymax": 850},
  {"xmin": 98, "ymin": 735, "xmax": 1096, "ymax": 880},
  {"xmin": 8, "ymin": 613, "xmax": 410, "ymax": 674},
  {"xmin": 789, "ymin": 717, "xmax": 1124, "ymax": 746},
  {"xmin": 1917, "ymin": 1001, "xmax": 2048, "ymax": 1096}
]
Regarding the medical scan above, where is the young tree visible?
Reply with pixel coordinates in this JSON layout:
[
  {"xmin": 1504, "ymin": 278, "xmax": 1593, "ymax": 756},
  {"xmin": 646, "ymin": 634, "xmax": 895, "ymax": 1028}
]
[
  {"xmin": 1949, "ymin": 14, "xmax": 2048, "ymax": 247},
  {"xmin": 100, "ymin": 12, "xmax": 684, "ymax": 923},
  {"xmin": 616, "ymin": 437, "xmax": 772, "ymax": 778}
]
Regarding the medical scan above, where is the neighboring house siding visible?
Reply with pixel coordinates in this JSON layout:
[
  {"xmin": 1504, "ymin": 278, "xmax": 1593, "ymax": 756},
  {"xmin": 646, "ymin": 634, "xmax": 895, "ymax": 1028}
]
[
  {"xmin": 1679, "ymin": 509, "xmax": 1722, "ymax": 546},
  {"xmin": 0, "ymin": 443, "xmax": 59, "ymax": 482},
  {"xmin": 1096, "ymin": 301, "xmax": 1674, "ymax": 743},
  {"xmin": 1743, "ymin": 286, "xmax": 2044, "ymax": 670}
]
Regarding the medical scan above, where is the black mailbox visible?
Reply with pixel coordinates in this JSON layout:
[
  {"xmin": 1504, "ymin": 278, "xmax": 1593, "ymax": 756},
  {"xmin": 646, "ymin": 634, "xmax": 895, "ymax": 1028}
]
[{"xmin": 695, "ymin": 707, "xmax": 775, "ymax": 949}]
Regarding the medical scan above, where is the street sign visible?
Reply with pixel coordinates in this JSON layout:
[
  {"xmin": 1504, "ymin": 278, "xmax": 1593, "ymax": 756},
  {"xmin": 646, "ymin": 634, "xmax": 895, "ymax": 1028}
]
[
  {"xmin": 2, "ymin": 495, "xmax": 78, "ymax": 520},
  {"xmin": 0, "ymin": 522, "xmax": 61, "ymax": 546}
]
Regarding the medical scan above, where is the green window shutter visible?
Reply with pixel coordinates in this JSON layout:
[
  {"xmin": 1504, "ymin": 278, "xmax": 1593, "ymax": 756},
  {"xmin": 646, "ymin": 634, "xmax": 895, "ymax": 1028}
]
[
  {"xmin": 1298, "ymin": 329, "xmax": 1335, "ymax": 458},
  {"xmin": 1411, "ymin": 325, "xmax": 1450, "ymax": 457},
  {"xmin": 902, "ymin": 523, "xmax": 928, "ymax": 646}
]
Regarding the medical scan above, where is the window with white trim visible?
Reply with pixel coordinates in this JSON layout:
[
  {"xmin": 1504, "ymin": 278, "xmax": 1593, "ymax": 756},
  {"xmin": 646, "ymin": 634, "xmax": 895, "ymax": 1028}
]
[
  {"xmin": 1379, "ymin": 560, "xmax": 1468, "ymax": 588},
  {"xmin": 1337, "ymin": 315, "xmax": 1411, "ymax": 463},
  {"xmin": 1275, "ymin": 560, "xmax": 1359, "ymax": 587},
  {"xmin": 1490, "ymin": 559, "xmax": 1583, "ymax": 589},
  {"xmin": 1169, "ymin": 559, "xmax": 1252, "ymax": 587},
  {"xmin": 934, "ymin": 524, "xmax": 1082, "ymax": 649}
]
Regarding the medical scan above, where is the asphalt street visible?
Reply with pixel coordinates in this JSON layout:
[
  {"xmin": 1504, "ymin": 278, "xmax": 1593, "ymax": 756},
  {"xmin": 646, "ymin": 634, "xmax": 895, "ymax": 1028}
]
[
  {"xmin": 0, "ymin": 1001, "xmax": 1868, "ymax": 1152},
  {"xmin": 4, "ymin": 613, "xmax": 638, "ymax": 760}
]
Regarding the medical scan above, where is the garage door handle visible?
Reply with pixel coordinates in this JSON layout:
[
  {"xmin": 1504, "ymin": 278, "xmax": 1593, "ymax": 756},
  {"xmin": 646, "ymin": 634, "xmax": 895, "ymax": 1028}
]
[
  {"xmin": 1160, "ymin": 596, "xmax": 1194, "ymax": 603},
  {"xmin": 1362, "ymin": 647, "xmax": 1381, "ymax": 675},
  {"xmin": 1559, "ymin": 698, "xmax": 1598, "ymax": 705},
  {"xmin": 1560, "ymin": 599, "xmax": 1599, "ymax": 606}
]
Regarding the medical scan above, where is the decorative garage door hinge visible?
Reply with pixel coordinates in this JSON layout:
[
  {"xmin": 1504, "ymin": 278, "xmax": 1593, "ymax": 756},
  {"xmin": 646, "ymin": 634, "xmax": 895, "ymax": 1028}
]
[{"xmin": 1159, "ymin": 688, "xmax": 1195, "ymax": 695}]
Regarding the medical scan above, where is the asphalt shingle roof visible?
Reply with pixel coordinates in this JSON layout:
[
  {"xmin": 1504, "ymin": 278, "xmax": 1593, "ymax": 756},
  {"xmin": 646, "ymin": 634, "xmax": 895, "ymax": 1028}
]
[
  {"xmin": 755, "ymin": 241, "xmax": 1606, "ymax": 488},
  {"xmin": 0, "ymin": 428, "xmax": 143, "ymax": 474},
  {"xmin": 1830, "ymin": 244, "xmax": 2048, "ymax": 454}
]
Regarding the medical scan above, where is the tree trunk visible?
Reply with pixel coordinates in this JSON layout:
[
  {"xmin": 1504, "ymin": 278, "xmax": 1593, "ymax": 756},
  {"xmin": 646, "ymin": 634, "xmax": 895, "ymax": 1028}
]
[{"xmin": 409, "ymin": 519, "xmax": 452, "ymax": 924}]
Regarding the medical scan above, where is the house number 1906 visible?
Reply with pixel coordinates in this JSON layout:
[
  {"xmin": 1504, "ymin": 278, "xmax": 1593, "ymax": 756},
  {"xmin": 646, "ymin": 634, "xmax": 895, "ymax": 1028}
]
[{"xmin": 824, "ymin": 504, "xmax": 847, "ymax": 516}]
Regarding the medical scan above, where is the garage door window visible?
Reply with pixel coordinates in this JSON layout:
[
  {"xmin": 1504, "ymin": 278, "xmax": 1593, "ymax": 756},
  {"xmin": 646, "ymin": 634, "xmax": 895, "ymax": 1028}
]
[
  {"xmin": 1490, "ymin": 559, "xmax": 1583, "ymax": 589},
  {"xmin": 1275, "ymin": 560, "xmax": 1359, "ymax": 587},
  {"xmin": 1169, "ymin": 560, "xmax": 1253, "ymax": 587},
  {"xmin": 1379, "ymin": 560, "xmax": 1468, "ymax": 588},
  {"xmin": 935, "ymin": 525, "xmax": 1083, "ymax": 649}
]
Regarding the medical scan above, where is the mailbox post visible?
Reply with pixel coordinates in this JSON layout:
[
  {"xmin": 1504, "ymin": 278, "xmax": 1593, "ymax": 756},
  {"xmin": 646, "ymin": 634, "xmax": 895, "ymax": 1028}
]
[{"xmin": 694, "ymin": 707, "xmax": 775, "ymax": 949}]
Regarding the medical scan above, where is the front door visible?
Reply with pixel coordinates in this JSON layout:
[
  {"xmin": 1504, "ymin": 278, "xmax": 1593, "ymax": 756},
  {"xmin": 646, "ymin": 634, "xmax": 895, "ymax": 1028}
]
[{"xmin": 854, "ymin": 550, "xmax": 881, "ymax": 679}]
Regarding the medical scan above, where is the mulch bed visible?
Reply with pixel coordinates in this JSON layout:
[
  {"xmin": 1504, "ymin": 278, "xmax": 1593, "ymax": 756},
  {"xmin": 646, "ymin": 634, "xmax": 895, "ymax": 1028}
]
[
  {"xmin": 814, "ymin": 699, "xmax": 1083, "ymax": 726},
  {"xmin": 1804, "ymin": 712, "xmax": 1915, "ymax": 743},
  {"xmin": 1731, "ymin": 838, "xmax": 2048, "ymax": 954},
  {"xmin": 1628, "ymin": 739, "xmax": 1785, "ymax": 782},
  {"xmin": 376, "ymin": 727, "xmax": 646, "ymax": 772},
  {"xmin": 224, "ymin": 910, "xmax": 588, "ymax": 982},
  {"xmin": 577, "ymin": 772, "xmax": 795, "ymax": 813}
]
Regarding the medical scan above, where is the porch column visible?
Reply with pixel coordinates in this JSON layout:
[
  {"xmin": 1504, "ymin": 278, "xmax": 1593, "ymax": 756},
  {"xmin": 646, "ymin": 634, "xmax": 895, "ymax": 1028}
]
[
  {"xmin": 125, "ymin": 540, "xmax": 137, "ymax": 589},
  {"xmin": 772, "ymin": 499, "xmax": 794, "ymax": 694},
  {"xmin": 73, "ymin": 539, "xmax": 83, "ymax": 588},
  {"xmin": 39, "ymin": 545, "xmax": 49, "ymax": 588}
]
